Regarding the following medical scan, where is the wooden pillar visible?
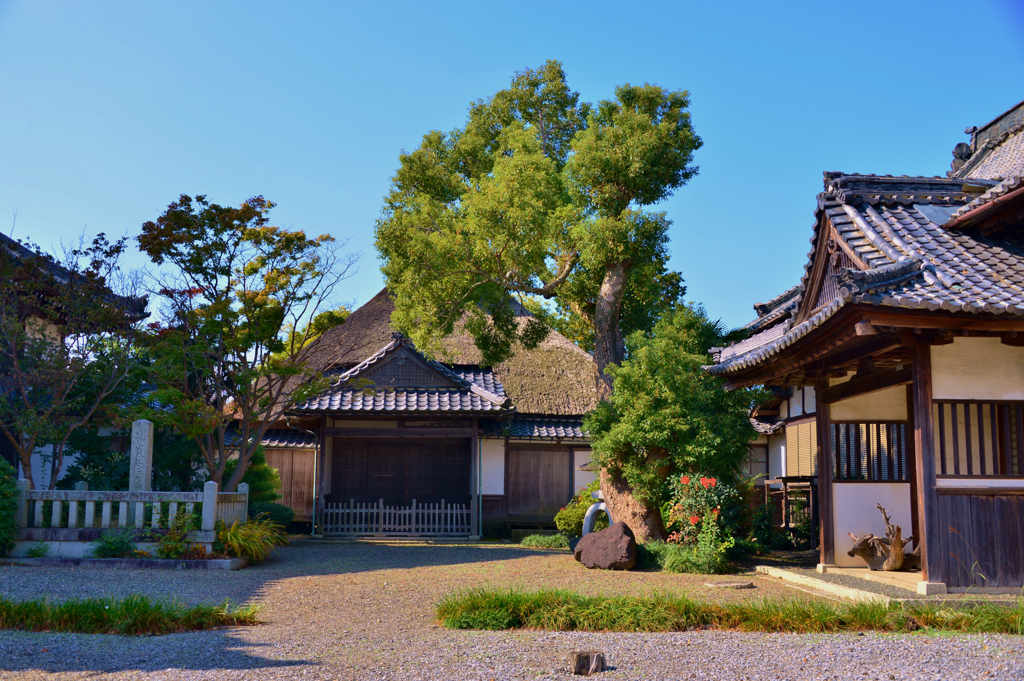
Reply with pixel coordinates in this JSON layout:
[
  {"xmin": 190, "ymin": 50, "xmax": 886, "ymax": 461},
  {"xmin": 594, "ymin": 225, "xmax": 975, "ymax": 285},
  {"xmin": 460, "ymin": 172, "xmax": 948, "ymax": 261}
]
[
  {"xmin": 905, "ymin": 384, "xmax": 920, "ymax": 548},
  {"xmin": 316, "ymin": 416, "xmax": 327, "ymax": 535},
  {"xmin": 470, "ymin": 417, "xmax": 480, "ymax": 538},
  {"xmin": 912, "ymin": 343, "xmax": 941, "ymax": 584},
  {"xmin": 814, "ymin": 374, "xmax": 835, "ymax": 565}
]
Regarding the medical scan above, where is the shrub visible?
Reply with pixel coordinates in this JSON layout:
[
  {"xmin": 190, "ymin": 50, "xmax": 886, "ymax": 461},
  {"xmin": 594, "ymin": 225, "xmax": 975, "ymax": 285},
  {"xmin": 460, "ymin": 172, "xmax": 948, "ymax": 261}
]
[
  {"xmin": 222, "ymin": 446, "xmax": 281, "ymax": 505},
  {"xmin": 554, "ymin": 480, "xmax": 607, "ymax": 538},
  {"xmin": 218, "ymin": 517, "xmax": 288, "ymax": 564},
  {"xmin": 749, "ymin": 502, "xmax": 791, "ymax": 550},
  {"xmin": 637, "ymin": 513, "xmax": 735, "ymax": 574},
  {"xmin": 25, "ymin": 543, "xmax": 51, "ymax": 558},
  {"xmin": 0, "ymin": 457, "xmax": 18, "ymax": 558},
  {"xmin": 249, "ymin": 502, "xmax": 294, "ymax": 528},
  {"xmin": 520, "ymin": 534, "xmax": 570, "ymax": 549},
  {"xmin": 154, "ymin": 511, "xmax": 196, "ymax": 560},
  {"xmin": 666, "ymin": 474, "xmax": 740, "ymax": 544},
  {"xmin": 91, "ymin": 529, "xmax": 137, "ymax": 558}
]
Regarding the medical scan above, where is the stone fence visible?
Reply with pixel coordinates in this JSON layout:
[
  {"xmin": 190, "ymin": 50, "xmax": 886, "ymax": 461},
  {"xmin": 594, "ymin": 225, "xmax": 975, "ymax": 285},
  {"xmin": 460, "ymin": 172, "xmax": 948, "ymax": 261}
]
[{"xmin": 9, "ymin": 419, "xmax": 250, "ymax": 557}]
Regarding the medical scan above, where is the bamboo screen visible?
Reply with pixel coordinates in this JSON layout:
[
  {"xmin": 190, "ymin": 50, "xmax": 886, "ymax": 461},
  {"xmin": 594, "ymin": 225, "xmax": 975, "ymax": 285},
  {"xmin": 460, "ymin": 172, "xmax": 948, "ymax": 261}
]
[{"xmin": 785, "ymin": 419, "xmax": 818, "ymax": 477}]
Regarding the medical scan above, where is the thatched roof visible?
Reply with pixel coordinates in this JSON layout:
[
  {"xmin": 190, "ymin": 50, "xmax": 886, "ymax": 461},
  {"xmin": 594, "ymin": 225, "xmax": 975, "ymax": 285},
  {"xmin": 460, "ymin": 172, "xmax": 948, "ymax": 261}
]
[{"xmin": 305, "ymin": 289, "xmax": 598, "ymax": 416}]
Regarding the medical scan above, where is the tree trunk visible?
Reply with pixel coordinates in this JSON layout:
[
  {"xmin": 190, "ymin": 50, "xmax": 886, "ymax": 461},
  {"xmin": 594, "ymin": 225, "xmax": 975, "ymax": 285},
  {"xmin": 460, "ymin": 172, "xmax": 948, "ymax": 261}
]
[
  {"xmin": 593, "ymin": 261, "xmax": 670, "ymax": 542},
  {"xmin": 17, "ymin": 447, "xmax": 35, "ymax": 490},
  {"xmin": 593, "ymin": 261, "xmax": 628, "ymax": 401}
]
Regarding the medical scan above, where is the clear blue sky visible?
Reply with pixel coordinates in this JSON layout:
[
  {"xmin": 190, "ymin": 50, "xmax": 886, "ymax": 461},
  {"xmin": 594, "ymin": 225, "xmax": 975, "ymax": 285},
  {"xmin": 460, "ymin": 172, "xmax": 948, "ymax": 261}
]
[{"xmin": 1, "ymin": 0, "xmax": 1022, "ymax": 329}]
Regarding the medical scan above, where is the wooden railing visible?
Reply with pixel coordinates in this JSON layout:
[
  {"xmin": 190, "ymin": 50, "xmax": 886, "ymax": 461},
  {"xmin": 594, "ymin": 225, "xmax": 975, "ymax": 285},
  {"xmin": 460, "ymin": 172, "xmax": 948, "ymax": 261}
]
[
  {"xmin": 323, "ymin": 498, "xmax": 472, "ymax": 536},
  {"xmin": 15, "ymin": 481, "xmax": 248, "ymax": 533}
]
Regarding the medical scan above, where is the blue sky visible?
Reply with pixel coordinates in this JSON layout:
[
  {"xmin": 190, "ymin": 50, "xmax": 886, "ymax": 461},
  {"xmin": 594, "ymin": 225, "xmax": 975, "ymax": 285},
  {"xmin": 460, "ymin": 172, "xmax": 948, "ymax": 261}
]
[{"xmin": 1, "ymin": 0, "xmax": 1022, "ymax": 329}]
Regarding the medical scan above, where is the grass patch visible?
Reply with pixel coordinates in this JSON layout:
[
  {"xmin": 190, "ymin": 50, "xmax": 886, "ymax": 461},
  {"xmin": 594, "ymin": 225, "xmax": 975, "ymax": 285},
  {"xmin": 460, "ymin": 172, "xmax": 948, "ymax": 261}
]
[
  {"xmin": 520, "ymin": 534, "xmax": 570, "ymax": 549},
  {"xmin": 436, "ymin": 588, "xmax": 1024, "ymax": 635},
  {"xmin": 0, "ymin": 594, "xmax": 261, "ymax": 635}
]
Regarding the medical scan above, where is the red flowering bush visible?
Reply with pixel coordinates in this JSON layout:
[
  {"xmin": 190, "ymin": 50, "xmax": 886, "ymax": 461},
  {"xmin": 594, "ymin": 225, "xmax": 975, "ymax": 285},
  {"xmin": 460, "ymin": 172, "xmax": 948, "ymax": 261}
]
[{"xmin": 667, "ymin": 473, "xmax": 739, "ymax": 543}]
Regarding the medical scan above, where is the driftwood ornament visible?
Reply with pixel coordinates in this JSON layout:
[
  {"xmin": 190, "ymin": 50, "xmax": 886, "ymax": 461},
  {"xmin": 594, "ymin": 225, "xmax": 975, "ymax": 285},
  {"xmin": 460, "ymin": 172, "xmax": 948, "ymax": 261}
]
[{"xmin": 847, "ymin": 504, "xmax": 920, "ymax": 571}]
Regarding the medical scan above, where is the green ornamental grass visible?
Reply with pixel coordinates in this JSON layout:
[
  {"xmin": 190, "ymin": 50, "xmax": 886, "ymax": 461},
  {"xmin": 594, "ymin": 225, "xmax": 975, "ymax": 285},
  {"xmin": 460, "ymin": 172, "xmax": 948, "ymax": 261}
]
[
  {"xmin": 436, "ymin": 588, "xmax": 1024, "ymax": 635},
  {"xmin": 0, "ymin": 595, "xmax": 261, "ymax": 635},
  {"xmin": 520, "ymin": 534, "xmax": 570, "ymax": 549}
]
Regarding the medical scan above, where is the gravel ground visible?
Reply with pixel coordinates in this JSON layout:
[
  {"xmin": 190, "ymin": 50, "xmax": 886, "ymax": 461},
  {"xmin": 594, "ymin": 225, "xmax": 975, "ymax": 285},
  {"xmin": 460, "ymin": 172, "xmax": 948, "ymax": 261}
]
[{"xmin": 1, "ymin": 540, "xmax": 1022, "ymax": 680}]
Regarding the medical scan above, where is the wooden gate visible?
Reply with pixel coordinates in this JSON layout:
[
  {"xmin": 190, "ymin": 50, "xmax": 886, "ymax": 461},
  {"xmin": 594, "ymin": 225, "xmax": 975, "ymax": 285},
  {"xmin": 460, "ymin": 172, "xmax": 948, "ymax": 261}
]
[{"xmin": 505, "ymin": 446, "xmax": 573, "ymax": 522}]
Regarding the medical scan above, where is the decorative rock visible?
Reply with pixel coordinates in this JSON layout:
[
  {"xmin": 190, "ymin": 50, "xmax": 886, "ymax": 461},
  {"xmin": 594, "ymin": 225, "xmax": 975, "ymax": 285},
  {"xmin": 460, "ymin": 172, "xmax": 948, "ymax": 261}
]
[
  {"xmin": 703, "ymin": 580, "xmax": 755, "ymax": 589},
  {"xmin": 569, "ymin": 651, "xmax": 606, "ymax": 676},
  {"xmin": 569, "ymin": 536, "xmax": 581, "ymax": 553},
  {"xmin": 573, "ymin": 522, "xmax": 636, "ymax": 570}
]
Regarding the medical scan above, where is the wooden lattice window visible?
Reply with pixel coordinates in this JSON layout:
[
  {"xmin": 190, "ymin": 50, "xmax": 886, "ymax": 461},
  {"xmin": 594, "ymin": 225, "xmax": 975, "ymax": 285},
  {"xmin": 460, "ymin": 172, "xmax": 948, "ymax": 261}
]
[
  {"xmin": 831, "ymin": 422, "xmax": 908, "ymax": 482},
  {"xmin": 933, "ymin": 401, "xmax": 1024, "ymax": 477}
]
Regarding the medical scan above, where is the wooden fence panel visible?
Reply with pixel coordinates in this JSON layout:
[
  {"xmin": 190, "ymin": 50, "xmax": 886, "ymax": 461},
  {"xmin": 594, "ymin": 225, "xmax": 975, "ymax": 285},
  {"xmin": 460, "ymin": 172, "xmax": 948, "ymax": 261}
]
[{"xmin": 322, "ymin": 499, "xmax": 471, "ymax": 536}]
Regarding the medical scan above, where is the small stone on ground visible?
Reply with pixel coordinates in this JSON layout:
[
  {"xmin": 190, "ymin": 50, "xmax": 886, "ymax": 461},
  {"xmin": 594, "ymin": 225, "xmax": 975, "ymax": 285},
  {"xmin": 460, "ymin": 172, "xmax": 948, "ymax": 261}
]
[{"xmin": 703, "ymin": 580, "xmax": 755, "ymax": 589}]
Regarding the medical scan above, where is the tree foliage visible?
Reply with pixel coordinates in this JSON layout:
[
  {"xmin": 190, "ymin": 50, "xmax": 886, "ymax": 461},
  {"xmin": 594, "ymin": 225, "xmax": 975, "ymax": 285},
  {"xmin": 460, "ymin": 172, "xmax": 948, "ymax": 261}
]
[
  {"xmin": 138, "ymin": 195, "xmax": 356, "ymax": 491},
  {"xmin": 585, "ymin": 305, "xmax": 763, "ymax": 513},
  {"xmin": 0, "ymin": 234, "xmax": 145, "ymax": 489},
  {"xmin": 375, "ymin": 60, "xmax": 700, "ymax": 396}
]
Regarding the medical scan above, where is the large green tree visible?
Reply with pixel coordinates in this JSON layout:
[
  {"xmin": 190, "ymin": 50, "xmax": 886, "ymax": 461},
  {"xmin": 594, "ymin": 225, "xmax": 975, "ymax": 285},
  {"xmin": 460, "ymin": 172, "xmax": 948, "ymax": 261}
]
[
  {"xmin": 375, "ymin": 60, "xmax": 701, "ymax": 538},
  {"xmin": 585, "ymin": 305, "xmax": 763, "ymax": 539},
  {"xmin": 138, "ymin": 195, "xmax": 356, "ymax": 492}
]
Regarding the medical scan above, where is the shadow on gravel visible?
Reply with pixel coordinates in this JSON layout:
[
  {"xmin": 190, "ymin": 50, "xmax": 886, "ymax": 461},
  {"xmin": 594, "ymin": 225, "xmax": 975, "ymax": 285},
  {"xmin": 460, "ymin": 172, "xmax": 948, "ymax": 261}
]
[{"xmin": 0, "ymin": 629, "xmax": 314, "ymax": 674}]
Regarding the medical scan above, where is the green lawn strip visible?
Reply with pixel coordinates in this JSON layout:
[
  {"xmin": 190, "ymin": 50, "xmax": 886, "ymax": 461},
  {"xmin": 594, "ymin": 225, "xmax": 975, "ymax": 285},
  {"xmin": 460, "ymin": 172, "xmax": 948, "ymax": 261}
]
[
  {"xmin": 0, "ymin": 594, "xmax": 261, "ymax": 635},
  {"xmin": 436, "ymin": 588, "xmax": 1024, "ymax": 635}
]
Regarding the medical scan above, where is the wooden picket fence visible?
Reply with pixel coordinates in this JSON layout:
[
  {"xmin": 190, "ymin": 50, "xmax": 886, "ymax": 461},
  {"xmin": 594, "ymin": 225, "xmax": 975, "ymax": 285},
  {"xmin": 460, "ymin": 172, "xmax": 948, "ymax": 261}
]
[{"xmin": 323, "ymin": 498, "xmax": 472, "ymax": 536}]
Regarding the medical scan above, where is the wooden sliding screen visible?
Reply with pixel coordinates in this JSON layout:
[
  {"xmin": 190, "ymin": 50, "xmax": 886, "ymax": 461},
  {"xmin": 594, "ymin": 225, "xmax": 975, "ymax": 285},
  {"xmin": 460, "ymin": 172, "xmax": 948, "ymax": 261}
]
[
  {"xmin": 830, "ymin": 422, "xmax": 908, "ymax": 482},
  {"xmin": 933, "ymin": 401, "xmax": 1023, "ymax": 477}
]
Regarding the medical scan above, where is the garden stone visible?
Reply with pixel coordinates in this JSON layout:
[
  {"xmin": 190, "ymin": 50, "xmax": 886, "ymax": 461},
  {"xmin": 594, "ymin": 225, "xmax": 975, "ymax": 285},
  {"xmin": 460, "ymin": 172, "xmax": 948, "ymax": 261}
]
[
  {"xmin": 569, "ymin": 537, "xmax": 581, "ymax": 553},
  {"xmin": 573, "ymin": 521, "xmax": 636, "ymax": 570},
  {"xmin": 703, "ymin": 580, "xmax": 755, "ymax": 589}
]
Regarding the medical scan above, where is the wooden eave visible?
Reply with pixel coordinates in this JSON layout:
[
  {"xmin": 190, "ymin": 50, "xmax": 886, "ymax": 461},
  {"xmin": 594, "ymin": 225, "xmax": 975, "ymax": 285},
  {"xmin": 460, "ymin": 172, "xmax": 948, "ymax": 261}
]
[{"xmin": 723, "ymin": 304, "xmax": 1024, "ymax": 390}]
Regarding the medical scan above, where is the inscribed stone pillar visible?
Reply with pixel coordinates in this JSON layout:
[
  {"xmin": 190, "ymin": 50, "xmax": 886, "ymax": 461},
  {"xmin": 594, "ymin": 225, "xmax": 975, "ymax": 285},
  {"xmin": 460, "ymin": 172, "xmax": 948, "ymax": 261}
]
[{"xmin": 129, "ymin": 419, "xmax": 154, "ymax": 492}]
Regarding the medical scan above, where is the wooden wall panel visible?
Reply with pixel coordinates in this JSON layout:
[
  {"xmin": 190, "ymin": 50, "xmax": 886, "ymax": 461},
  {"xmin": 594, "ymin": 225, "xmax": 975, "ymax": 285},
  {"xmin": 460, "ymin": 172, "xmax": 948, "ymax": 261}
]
[
  {"xmin": 937, "ymin": 491, "xmax": 1024, "ymax": 588},
  {"xmin": 264, "ymin": 448, "xmax": 316, "ymax": 521},
  {"xmin": 505, "ymin": 447, "xmax": 572, "ymax": 519}
]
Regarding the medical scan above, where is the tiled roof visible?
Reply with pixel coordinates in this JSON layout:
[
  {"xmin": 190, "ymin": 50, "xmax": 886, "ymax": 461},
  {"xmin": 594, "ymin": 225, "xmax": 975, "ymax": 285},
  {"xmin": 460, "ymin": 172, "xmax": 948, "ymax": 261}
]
[
  {"xmin": 292, "ymin": 338, "xmax": 510, "ymax": 414},
  {"xmin": 225, "ymin": 428, "xmax": 317, "ymax": 448},
  {"xmin": 483, "ymin": 417, "xmax": 587, "ymax": 439},
  {"xmin": 743, "ymin": 285, "xmax": 801, "ymax": 333},
  {"xmin": 952, "ymin": 100, "xmax": 1024, "ymax": 181},
  {"xmin": 947, "ymin": 176, "xmax": 1024, "ymax": 226},
  {"xmin": 506, "ymin": 417, "xmax": 587, "ymax": 439},
  {"xmin": 750, "ymin": 416, "xmax": 785, "ymax": 435},
  {"xmin": 709, "ymin": 172, "xmax": 1024, "ymax": 376}
]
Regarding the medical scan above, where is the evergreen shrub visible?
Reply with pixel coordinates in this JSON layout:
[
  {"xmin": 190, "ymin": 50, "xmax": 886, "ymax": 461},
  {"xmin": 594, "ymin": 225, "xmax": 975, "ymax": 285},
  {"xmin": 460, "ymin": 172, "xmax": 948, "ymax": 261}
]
[{"xmin": 0, "ymin": 457, "xmax": 18, "ymax": 558}]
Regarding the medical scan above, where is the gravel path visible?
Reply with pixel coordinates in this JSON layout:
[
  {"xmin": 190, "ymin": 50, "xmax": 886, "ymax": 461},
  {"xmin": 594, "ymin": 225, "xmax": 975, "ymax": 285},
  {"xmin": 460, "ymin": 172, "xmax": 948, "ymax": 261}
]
[{"xmin": 1, "ymin": 540, "xmax": 1022, "ymax": 680}]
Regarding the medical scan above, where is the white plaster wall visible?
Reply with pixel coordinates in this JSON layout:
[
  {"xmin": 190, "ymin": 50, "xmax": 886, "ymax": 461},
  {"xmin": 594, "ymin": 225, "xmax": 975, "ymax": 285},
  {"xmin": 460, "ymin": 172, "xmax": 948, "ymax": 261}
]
[
  {"xmin": 779, "ymin": 401, "xmax": 789, "ymax": 420},
  {"xmin": 828, "ymin": 376, "xmax": 908, "ymax": 421},
  {"xmin": 768, "ymin": 435, "xmax": 786, "ymax": 487},
  {"xmin": 574, "ymin": 449, "xmax": 597, "ymax": 492},
  {"xmin": 833, "ymin": 482, "xmax": 912, "ymax": 567},
  {"xmin": 936, "ymin": 478, "xmax": 1024, "ymax": 488},
  {"xmin": 789, "ymin": 386, "xmax": 804, "ymax": 418},
  {"xmin": 26, "ymin": 445, "xmax": 83, "ymax": 488},
  {"xmin": 480, "ymin": 438, "xmax": 505, "ymax": 495},
  {"xmin": 804, "ymin": 387, "xmax": 816, "ymax": 414},
  {"xmin": 933, "ymin": 337, "xmax": 1024, "ymax": 400}
]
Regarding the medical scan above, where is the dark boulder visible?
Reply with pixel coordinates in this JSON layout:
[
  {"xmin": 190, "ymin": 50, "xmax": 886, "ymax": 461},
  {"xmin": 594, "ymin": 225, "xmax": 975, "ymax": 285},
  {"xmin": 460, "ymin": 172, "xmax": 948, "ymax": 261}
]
[{"xmin": 573, "ymin": 522, "xmax": 636, "ymax": 570}]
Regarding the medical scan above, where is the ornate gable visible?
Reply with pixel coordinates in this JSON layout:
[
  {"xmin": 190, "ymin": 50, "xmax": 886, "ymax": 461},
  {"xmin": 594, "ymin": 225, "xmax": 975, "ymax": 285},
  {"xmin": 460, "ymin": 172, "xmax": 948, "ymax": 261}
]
[{"xmin": 359, "ymin": 345, "xmax": 460, "ymax": 388}]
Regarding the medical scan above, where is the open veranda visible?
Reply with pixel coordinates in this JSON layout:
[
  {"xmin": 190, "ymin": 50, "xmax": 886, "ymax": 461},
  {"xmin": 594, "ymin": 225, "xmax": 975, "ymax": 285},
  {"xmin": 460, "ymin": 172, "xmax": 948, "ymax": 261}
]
[{"xmin": 2, "ymin": 541, "xmax": 1023, "ymax": 681}]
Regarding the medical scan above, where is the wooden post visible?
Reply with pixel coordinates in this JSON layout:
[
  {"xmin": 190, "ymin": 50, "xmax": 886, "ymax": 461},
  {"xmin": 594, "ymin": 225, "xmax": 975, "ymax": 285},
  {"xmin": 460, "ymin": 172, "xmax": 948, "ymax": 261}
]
[
  {"xmin": 905, "ymin": 384, "xmax": 920, "ymax": 548},
  {"xmin": 470, "ymin": 417, "xmax": 479, "ymax": 539},
  {"xmin": 201, "ymin": 480, "xmax": 218, "ymax": 531},
  {"xmin": 912, "ymin": 343, "xmax": 942, "ymax": 585},
  {"xmin": 316, "ymin": 416, "xmax": 327, "ymax": 535},
  {"xmin": 815, "ymin": 374, "xmax": 835, "ymax": 566}
]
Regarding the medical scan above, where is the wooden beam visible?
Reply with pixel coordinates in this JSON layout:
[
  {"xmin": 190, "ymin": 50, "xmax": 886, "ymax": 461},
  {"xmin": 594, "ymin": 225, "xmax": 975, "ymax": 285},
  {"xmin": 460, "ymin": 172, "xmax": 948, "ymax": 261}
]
[
  {"xmin": 819, "ymin": 368, "xmax": 912, "ymax": 404},
  {"xmin": 815, "ymin": 374, "xmax": 834, "ymax": 566},
  {"xmin": 912, "ymin": 344, "xmax": 941, "ymax": 584},
  {"xmin": 863, "ymin": 308, "xmax": 1024, "ymax": 333},
  {"xmin": 324, "ymin": 427, "xmax": 476, "ymax": 438}
]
